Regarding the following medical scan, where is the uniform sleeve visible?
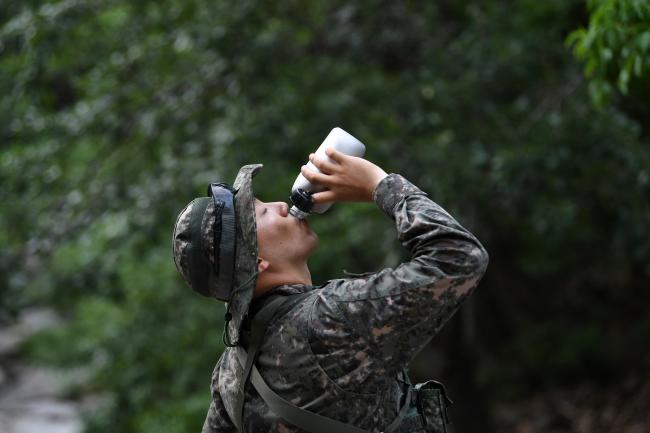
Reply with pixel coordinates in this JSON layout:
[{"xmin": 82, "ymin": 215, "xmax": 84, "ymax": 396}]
[
  {"xmin": 318, "ymin": 173, "xmax": 489, "ymax": 373},
  {"xmin": 201, "ymin": 360, "xmax": 237, "ymax": 433}
]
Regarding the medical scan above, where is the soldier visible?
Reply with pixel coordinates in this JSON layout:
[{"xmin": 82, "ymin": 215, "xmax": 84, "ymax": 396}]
[{"xmin": 172, "ymin": 148, "xmax": 489, "ymax": 433}]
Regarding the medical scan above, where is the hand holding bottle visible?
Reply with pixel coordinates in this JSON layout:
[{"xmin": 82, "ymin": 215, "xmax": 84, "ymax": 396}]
[{"xmin": 301, "ymin": 147, "xmax": 388, "ymax": 204}]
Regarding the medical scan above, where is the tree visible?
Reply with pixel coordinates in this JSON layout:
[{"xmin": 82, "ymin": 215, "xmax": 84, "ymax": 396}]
[{"xmin": 567, "ymin": 0, "xmax": 650, "ymax": 127}]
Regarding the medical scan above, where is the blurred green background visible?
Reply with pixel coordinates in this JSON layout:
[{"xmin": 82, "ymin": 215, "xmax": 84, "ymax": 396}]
[{"xmin": 1, "ymin": 1, "xmax": 649, "ymax": 432}]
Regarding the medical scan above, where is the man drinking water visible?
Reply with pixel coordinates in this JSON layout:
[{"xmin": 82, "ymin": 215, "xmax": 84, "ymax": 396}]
[{"xmin": 172, "ymin": 146, "xmax": 488, "ymax": 433}]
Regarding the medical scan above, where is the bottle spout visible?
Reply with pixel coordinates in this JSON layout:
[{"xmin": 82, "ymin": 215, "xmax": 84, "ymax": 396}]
[
  {"xmin": 289, "ymin": 189, "xmax": 313, "ymax": 219},
  {"xmin": 289, "ymin": 205, "xmax": 309, "ymax": 220}
]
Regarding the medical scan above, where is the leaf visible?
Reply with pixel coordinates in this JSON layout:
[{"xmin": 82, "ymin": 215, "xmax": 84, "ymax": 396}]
[{"xmin": 638, "ymin": 31, "xmax": 650, "ymax": 51}]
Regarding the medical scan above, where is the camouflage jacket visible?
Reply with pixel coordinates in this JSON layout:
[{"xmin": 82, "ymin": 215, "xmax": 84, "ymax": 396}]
[{"xmin": 201, "ymin": 174, "xmax": 489, "ymax": 433}]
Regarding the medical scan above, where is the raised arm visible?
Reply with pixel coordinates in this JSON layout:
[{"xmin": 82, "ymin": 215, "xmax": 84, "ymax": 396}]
[{"xmin": 304, "ymin": 150, "xmax": 489, "ymax": 373}]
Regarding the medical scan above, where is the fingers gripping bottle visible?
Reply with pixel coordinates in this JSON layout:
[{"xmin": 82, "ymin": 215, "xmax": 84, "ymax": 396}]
[{"xmin": 289, "ymin": 127, "xmax": 366, "ymax": 219}]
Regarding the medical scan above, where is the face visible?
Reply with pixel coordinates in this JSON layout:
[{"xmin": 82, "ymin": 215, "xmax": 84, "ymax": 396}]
[{"xmin": 254, "ymin": 199, "xmax": 318, "ymax": 266}]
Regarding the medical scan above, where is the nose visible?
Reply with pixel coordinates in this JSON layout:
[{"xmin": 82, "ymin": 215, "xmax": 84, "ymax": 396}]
[{"xmin": 274, "ymin": 202, "xmax": 289, "ymax": 217}]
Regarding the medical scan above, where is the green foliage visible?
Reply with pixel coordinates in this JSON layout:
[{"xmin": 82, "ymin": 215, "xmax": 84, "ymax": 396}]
[
  {"xmin": 2, "ymin": 0, "xmax": 649, "ymax": 432},
  {"xmin": 567, "ymin": 0, "xmax": 650, "ymax": 106}
]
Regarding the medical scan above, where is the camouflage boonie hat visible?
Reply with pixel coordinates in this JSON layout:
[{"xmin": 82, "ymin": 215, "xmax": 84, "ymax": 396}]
[{"xmin": 172, "ymin": 164, "xmax": 263, "ymax": 345}]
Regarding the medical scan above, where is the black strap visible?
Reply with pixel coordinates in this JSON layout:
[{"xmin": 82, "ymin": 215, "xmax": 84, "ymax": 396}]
[
  {"xmin": 234, "ymin": 292, "xmax": 412, "ymax": 433},
  {"xmin": 208, "ymin": 183, "xmax": 237, "ymax": 301}
]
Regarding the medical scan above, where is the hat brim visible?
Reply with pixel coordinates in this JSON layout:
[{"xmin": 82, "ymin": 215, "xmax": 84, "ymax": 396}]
[{"xmin": 226, "ymin": 163, "xmax": 263, "ymax": 342}]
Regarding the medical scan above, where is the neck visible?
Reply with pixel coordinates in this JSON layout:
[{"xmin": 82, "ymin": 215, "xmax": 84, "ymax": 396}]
[{"xmin": 254, "ymin": 262, "xmax": 312, "ymax": 297}]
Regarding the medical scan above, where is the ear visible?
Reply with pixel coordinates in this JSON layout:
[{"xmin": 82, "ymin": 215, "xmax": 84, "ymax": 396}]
[{"xmin": 257, "ymin": 257, "xmax": 270, "ymax": 273}]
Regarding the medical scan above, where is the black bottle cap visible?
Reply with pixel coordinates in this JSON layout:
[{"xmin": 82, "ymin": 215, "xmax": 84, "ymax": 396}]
[{"xmin": 289, "ymin": 189, "xmax": 314, "ymax": 213}]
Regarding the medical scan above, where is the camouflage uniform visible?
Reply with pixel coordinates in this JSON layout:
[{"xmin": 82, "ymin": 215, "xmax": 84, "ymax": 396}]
[{"xmin": 201, "ymin": 174, "xmax": 489, "ymax": 433}]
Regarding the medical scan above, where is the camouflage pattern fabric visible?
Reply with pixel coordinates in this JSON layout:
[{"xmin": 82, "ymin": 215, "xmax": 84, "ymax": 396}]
[
  {"xmin": 414, "ymin": 382, "xmax": 449, "ymax": 433},
  {"xmin": 173, "ymin": 197, "xmax": 211, "ymax": 295},
  {"xmin": 201, "ymin": 174, "xmax": 489, "ymax": 433},
  {"xmin": 227, "ymin": 163, "xmax": 263, "ymax": 344}
]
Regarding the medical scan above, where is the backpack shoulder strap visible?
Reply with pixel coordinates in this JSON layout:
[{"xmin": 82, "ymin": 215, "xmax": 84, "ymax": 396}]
[
  {"xmin": 232, "ymin": 291, "xmax": 313, "ymax": 431},
  {"xmin": 250, "ymin": 365, "xmax": 411, "ymax": 433},
  {"xmin": 233, "ymin": 291, "xmax": 412, "ymax": 433}
]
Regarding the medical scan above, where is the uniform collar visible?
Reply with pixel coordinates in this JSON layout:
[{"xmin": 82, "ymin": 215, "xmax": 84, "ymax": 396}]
[
  {"xmin": 250, "ymin": 283, "xmax": 314, "ymax": 307},
  {"xmin": 245, "ymin": 283, "xmax": 314, "ymax": 324},
  {"xmin": 258, "ymin": 283, "xmax": 315, "ymax": 299}
]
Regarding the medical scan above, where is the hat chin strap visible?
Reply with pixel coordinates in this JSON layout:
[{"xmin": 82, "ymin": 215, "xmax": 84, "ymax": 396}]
[{"xmin": 222, "ymin": 269, "xmax": 260, "ymax": 347}]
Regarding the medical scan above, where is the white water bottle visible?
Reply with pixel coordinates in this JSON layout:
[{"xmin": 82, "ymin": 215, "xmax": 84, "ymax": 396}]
[{"xmin": 289, "ymin": 127, "xmax": 366, "ymax": 219}]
